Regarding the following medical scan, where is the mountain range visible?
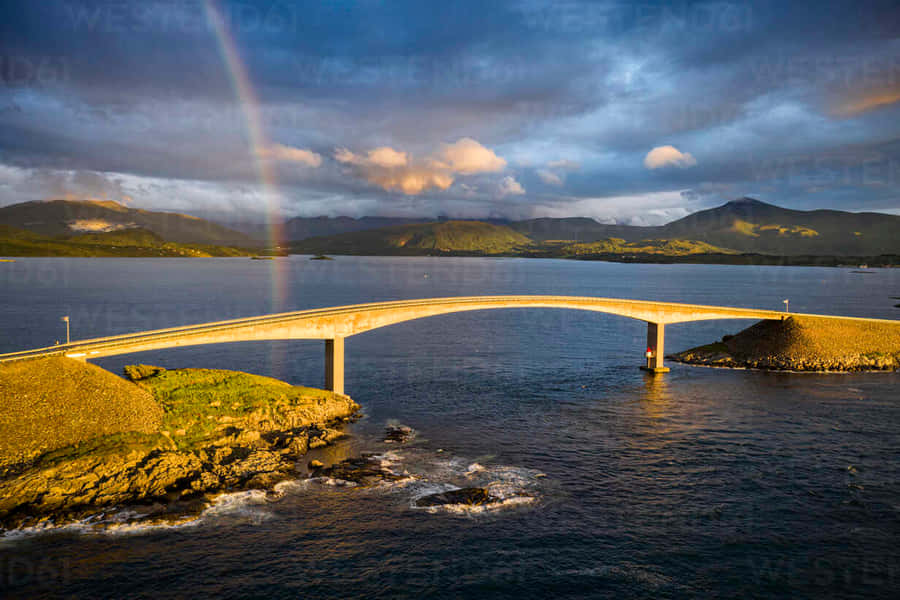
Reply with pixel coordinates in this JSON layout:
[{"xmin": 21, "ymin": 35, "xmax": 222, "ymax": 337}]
[
  {"xmin": 1, "ymin": 197, "xmax": 898, "ymax": 259},
  {"xmin": 510, "ymin": 198, "xmax": 898, "ymax": 256},
  {"xmin": 289, "ymin": 198, "xmax": 900, "ymax": 257}
]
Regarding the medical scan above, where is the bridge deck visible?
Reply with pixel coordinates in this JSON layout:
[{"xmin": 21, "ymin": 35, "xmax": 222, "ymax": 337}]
[{"xmin": 1, "ymin": 295, "xmax": 895, "ymax": 364}]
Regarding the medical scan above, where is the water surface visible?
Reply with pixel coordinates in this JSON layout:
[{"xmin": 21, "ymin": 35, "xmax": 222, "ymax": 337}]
[{"xmin": 1, "ymin": 258, "xmax": 898, "ymax": 599}]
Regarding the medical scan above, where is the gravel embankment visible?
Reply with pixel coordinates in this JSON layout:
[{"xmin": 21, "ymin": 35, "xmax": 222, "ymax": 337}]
[
  {"xmin": 670, "ymin": 316, "xmax": 900, "ymax": 371},
  {"xmin": 0, "ymin": 357, "xmax": 163, "ymax": 468}
]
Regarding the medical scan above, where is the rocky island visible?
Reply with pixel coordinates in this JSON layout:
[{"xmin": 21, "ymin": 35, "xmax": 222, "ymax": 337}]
[
  {"xmin": 0, "ymin": 358, "xmax": 359, "ymax": 531},
  {"xmin": 670, "ymin": 316, "xmax": 900, "ymax": 372}
]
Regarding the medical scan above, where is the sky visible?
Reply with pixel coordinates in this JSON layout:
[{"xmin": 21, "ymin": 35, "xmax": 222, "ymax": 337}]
[{"xmin": 0, "ymin": 0, "xmax": 898, "ymax": 224}]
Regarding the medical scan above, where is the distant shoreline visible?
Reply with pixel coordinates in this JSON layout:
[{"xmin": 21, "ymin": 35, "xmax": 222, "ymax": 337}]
[{"xmin": 2, "ymin": 252, "xmax": 897, "ymax": 267}]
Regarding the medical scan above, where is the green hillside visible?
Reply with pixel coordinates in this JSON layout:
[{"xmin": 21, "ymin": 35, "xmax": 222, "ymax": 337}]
[
  {"xmin": 0, "ymin": 199, "xmax": 257, "ymax": 247},
  {"xmin": 658, "ymin": 198, "xmax": 899, "ymax": 255},
  {"xmin": 0, "ymin": 225, "xmax": 251, "ymax": 257},
  {"xmin": 293, "ymin": 221, "xmax": 533, "ymax": 255},
  {"xmin": 550, "ymin": 238, "xmax": 736, "ymax": 257},
  {"xmin": 509, "ymin": 198, "xmax": 900, "ymax": 256}
]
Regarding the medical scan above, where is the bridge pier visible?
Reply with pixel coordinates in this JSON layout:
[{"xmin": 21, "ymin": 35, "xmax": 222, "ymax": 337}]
[
  {"xmin": 324, "ymin": 337, "xmax": 345, "ymax": 395},
  {"xmin": 641, "ymin": 322, "xmax": 670, "ymax": 374}
]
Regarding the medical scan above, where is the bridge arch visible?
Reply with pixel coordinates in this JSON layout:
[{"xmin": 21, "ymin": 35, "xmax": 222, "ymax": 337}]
[{"xmin": 1, "ymin": 295, "xmax": 798, "ymax": 393}]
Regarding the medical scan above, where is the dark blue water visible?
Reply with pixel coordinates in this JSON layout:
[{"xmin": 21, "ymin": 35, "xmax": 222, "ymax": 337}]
[{"xmin": 1, "ymin": 257, "xmax": 899, "ymax": 599}]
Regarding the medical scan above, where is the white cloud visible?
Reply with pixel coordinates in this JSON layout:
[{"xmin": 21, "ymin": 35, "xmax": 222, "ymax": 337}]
[
  {"xmin": 0, "ymin": 166, "xmax": 131, "ymax": 205},
  {"xmin": 497, "ymin": 175, "xmax": 525, "ymax": 197},
  {"xmin": 536, "ymin": 159, "xmax": 580, "ymax": 186},
  {"xmin": 644, "ymin": 145, "xmax": 697, "ymax": 169},
  {"xmin": 335, "ymin": 146, "xmax": 408, "ymax": 168},
  {"xmin": 527, "ymin": 189, "xmax": 693, "ymax": 224},
  {"xmin": 261, "ymin": 144, "xmax": 322, "ymax": 167},
  {"xmin": 537, "ymin": 169, "xmax": 564, "ymax": 186}
]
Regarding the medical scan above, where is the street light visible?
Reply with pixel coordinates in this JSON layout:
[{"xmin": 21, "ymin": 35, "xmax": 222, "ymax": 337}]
[
  {"xmin": 783, "ymin": 299, "xmax": 789, "ymax": 313},
  {"xmin": 61, "ymin": 316, "xmax": 70, "ymax": 344}
]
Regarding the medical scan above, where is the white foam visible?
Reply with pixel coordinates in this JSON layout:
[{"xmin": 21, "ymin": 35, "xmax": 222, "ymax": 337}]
[
  {"xmin": 0, "ymin": 487, "xmax": 288, "ymax": 540},
  {"xmin": 308, "ymin": 476, "xmax": 358, "ymax": 487}
]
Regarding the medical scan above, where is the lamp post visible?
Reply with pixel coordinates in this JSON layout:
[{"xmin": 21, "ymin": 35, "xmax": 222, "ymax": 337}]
[
  {"xmin": 783, "ymin": 299, "xmax": 789, "ymax": 313},
  {"xmin": 61, "ymin": 316, "xmax": 70, "ymax": 344}
]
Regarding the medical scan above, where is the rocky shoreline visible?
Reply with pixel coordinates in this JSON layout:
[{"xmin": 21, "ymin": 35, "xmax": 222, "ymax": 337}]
[
  {"xmin": 0, "ymin": 363, "xmax": 359, "ymax": 532},
  {"xmin": 669, "ymin": 347, "xmax": 898, "ymax": 371},
  {"xmin": 0, "ymin": 358, "xmax": 538, "ymax": 533},
  {"xmin": 669, "ymin": 316, "xmax": 900, "ymax": 373}
]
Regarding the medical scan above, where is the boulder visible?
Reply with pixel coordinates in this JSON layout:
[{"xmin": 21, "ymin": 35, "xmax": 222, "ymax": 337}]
[{"xmin": 414, "ymin": 487, "xmax": 499, "ymax": 507}]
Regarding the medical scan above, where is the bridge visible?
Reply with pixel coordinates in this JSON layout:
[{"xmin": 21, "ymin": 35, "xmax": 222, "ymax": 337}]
[{"xmin": 2, "ymin": 295, "xmax": 892, "ymax": 393}]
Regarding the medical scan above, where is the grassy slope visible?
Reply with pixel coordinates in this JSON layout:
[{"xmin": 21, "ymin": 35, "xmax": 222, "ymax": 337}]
[
  {"xmin": 0, "ymin": 199, "xmax": 257, "ymax": 247},
  {"xmin": 0, "ymin": 225, "xmax": 251, "ymax": 257},
  {"xmin": 550, "ymin": 238, "xmax": 736, "ymax": 256},
  {"xmin": 127, "ymin": 365, "xmax": 358, "ymax": 449},
  {"xmin": 0, "ymin": 360, "xmax": 357, "ymax": 471},
  {"xmin": 660, "ymin": 199, "xmax": 900, "ymax": 255}
]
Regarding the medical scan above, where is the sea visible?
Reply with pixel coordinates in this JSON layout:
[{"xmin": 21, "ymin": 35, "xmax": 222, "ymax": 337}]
[{"xmin": 1, "ymin": 256, "xmax": 898, "ymax": 599}]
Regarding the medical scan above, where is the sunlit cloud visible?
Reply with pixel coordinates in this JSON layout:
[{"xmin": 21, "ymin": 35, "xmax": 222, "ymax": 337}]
[
  {"xmin": 833, "ymin": 89, "xmax": 900, "ymax": 117},
  {"xmin": 260, "ymin": 144, "xmax": 322, "ymax": 167},
  {"xmin": 644, "ymin": 145, "xmax": 697, "ymax": 169},
  {"xmin": 335, "ymin": 146, "xmax": 408, "ymax": 168},
  {"xmin": 431, "ymin": 137, "xmax": 507, "ymax": 174},
  {"xmin": 335, "ymin": 138, "xmax": 507, "ymax": 195}
]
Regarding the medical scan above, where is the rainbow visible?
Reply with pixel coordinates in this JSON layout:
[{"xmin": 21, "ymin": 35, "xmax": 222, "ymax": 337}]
[{"xmin": 204, "ymin": 0, "xmax": 289, "ymax": 314}]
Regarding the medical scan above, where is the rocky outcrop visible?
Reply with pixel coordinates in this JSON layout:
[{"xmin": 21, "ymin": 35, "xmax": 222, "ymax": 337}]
[
  {"xmin": 0, "ymin": 426, "xmax": 348, "ymax": 529},
  {"xmin": 415, "ymin": 487, "xmax": 499, "ymax": 507},
  {"xmin": 0, "ymin": 365, "xmax": 359, "ymax": 531},
  {"xmin": 383, "ymin": 424, "xmax": 416, "ymax": 443},
  {"xmin": 310, "ymin": 454, "xmax": 408, "ymax": 486},
  {"xmin": 671, "ymin": 316, "xmax": 900, "ymax": 372}
]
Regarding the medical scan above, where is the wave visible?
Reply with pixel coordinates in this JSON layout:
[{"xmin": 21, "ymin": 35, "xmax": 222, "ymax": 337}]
[{"xmin": 0, "ymin": 488, "xmax": 281, "ymax": 541}]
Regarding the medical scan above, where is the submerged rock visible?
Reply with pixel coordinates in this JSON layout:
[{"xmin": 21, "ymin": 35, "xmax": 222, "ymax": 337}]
[
  {"xmin": 384, "ymin": 424, "xmax": 415, "ymax": 443},
  {"xmin": 311, "ymin": 454, "xmax": 407, "ymax": 486},
  {"xmin": 414, "ymin": 487, "xmax": 500, "ymax": 507}
]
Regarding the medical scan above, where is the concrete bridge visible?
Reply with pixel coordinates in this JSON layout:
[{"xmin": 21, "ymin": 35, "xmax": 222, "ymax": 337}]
[{"xmin": 1, "ymin": 295, "xmax": 886, "ymax": 393}]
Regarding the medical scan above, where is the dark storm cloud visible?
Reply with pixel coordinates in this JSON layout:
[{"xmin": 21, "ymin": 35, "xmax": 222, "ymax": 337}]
[{"xmin": 0, "ymin": 0, "xmax": 899, "ymax": 221}]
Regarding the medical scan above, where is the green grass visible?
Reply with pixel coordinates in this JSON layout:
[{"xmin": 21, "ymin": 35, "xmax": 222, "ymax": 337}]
[
  {"xmin": 556, "ymin": 238, "xmax": 737, "ymax": 256},
  {"xmin": 128, "ymin": 366, "xmax": 347, "ymax": 449},
  {"xmin": 2, "ymin": 364, "xmax": 353, "ymax": 478}
]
